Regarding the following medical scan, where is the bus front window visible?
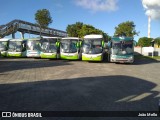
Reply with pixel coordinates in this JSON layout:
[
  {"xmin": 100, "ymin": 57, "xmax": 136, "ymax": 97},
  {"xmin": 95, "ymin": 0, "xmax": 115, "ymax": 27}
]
[
  {"xmin": 122, "ymin": 41, "xmax": 133, "ymax": 54},
  {"xmin": 83, "ymin": 39, "xmax": 102, "ymax": 54},
  {"xmin": 112, "ymin": 42, "xmax": 121, "ymax": 55},
  {"xmin": 27, "ymin": 41, "xmax": 41, "ymax": 51},
  {"xmin": 8, "ymin": 41, "xmax": 22, "ymax": 52},
  {"xmin": 0, "ymin": 42, "xmax": 7, "ymax": 51},
  {"xmin": 112, "ymin": 41, "xmax": 133, "ymax": 55},
  {"xmin": 61, "ymin": 40, "xmax": 77, "ymax": 53},
  {"xmin": 70, "ymin": 40, "xmax": 77, "ymax": 53},
  {"xmin": 41, "ymin": 39, "xmax": 57, "ymax": 53}
]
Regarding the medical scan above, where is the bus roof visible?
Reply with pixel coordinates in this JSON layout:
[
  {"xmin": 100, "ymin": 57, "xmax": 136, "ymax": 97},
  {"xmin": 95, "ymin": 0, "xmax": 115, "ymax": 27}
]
[
  {"xmin": 112, "ymin": 36, "xmax": 133, "ymax": 41},
  {"xmin": 84, "ymin": 34, "xmax": 103, "ymax": 39},
  {"xmin": 0, "ymin": 38, "xmax": 12, "ymax": 41},
  {"xmin": 27, "ymin": 38, "xmax": 41, "ymax": 41},
  {"xmin": 42, "ymin": 36, "xmax": 62, "ymax": 39},
  {"xmin": 62, "ymin": 37, "xmax": 80, "ymax": 40},
  {"xmin": 9, "ymin": 39, "xmax": 26, "ymax": 42}
]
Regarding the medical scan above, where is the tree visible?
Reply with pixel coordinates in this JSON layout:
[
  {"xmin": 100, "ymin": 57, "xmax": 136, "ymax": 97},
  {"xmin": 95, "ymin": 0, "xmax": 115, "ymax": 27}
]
[
  {"xmin": 114, "ymin": 21, "xmax": 139, "ymax": 37},
  {"xmin": 138, "ymin": 37, "xmax": 153, "ymax": 47},
  {"xmin": 66, "ymin": 22, "xmax": 83, "ymax": 37},
  {"xmin": 66, "ymin": 22, "xmax": 110, "ymax": 42},
  {"xmin": 35, "ymin": 9, "xmax": 52, "ymax": 37},
  {"xmin": 155, "ymin": 37, "xmax": 160, "ymax": 47}
]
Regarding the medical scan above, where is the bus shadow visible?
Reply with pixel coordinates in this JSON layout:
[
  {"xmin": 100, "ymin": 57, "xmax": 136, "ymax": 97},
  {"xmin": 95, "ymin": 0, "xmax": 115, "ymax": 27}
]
[
  {"xmin": 133, "ymin": 55, "xmax": 160, "ymax": 65},
  {"xmin": 0, "ymin": 58, "xmax": 71, "ymax": 73},
  {"xmin": 101, "ymin": 53, "xmax": 160, "ymax": 65},
  {"xmin": 0, "ymin": 75, "xmax": 159, "ymax": 114}
]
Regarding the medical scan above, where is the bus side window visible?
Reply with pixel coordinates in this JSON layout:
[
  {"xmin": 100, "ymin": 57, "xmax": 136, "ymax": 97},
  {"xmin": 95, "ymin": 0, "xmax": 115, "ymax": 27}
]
[
  {"xmin": 23, "ymin": 41, "xmax": 27, "ymax": 51},
  {"xmin": 107, "ymin": 41, "xmax": 112, "ymax": 48}
]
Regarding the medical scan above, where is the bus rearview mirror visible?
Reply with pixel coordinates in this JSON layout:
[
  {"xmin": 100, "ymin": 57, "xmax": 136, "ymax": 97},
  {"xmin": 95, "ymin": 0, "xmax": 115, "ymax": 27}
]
[
  {"xmin": 76, "ymin": 42, "xmax": 80, "ymax": 48},
  {"xmin": 102, "ymin": 41, "xmax": 104, "ymax": 47},
  {"xmin": 80, "ymin": 41, "xmax": 82, "ymax": 47},
  {"xmin": 56, "ymin": 42, "xmax": 60, "ymax": 47}
]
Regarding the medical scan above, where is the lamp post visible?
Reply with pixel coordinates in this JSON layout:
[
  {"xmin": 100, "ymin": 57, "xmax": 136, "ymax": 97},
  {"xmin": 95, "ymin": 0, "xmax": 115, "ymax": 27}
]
[{"xmin": 151, "ymin": 39, "xmax": 155, "ymax": 58}]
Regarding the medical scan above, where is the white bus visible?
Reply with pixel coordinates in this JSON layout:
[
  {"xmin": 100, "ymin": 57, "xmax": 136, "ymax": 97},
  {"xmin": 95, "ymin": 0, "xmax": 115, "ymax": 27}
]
[
  {"xmin": 40, "ymin": 37, "xmax": 61, "ymax": 59},
  {"xmin": 7, "ymin": 39, "xmax": 27, "ymax": 57},
  {"xmin": 60, "ymin": 37, "xmax": 82, "ymax": 60},
  {"xmin": 26, "ymin": 38, "xmax": 41, "ymax": 58},
  {"xmin": 0, "ymin": 38, "xmax": 10, "ymax": 57},
  {"xmin": 82, "ymin": 34, "xmax": 105, "ymax": 61},
  {"xmin": 108, "ymin": 36, "xmax": 134, "ymax": 63}
]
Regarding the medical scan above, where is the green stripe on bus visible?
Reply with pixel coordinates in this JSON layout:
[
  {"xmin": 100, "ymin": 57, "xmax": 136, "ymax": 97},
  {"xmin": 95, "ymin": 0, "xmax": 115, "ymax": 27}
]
[
  {"xmin": 82, "ymin": 55, "xmax": 102, "ymax": 61},
  {"xmin": 60, "ymin": 54, "xmax": 79, "ymax": 60},
  {"xmin": 40, "ymin": 53, "xmax": 57, "ymax": 59}
]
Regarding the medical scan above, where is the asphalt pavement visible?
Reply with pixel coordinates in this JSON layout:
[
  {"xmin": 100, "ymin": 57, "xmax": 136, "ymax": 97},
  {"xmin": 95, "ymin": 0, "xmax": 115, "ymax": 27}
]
[{"xmin": 0, "ymin": 57, "xmax": 160, "ymax": 120}]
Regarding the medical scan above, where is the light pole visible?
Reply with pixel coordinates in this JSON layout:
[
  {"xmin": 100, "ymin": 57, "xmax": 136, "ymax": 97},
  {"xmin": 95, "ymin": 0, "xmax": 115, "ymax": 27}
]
[{"xmin": 151, "ymin": 39, "xmax": 155, "ymax": 58}]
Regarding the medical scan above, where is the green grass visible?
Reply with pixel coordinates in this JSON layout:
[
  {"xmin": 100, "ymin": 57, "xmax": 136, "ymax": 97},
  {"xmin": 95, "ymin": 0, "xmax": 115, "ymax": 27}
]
[
  {"xmin": 146, "ymin": 56, "xmax": 160, "ymax": 60},
  {"xmin": 135, "ymin": 55, "xmax": 160, "ymax": 60}
]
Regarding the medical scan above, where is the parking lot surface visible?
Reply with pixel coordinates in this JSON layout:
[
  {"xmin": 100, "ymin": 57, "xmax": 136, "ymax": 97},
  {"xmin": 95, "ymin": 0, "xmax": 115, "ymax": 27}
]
[{"xmin": 0, "ymin": 58, "xmax": 160, "ymax": 120}]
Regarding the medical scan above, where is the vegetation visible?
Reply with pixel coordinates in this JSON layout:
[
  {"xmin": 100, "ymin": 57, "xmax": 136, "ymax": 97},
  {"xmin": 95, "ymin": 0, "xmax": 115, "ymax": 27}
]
[
  {"xmin": 114, "ymin": 21, "xmax": 139, "ymax": 37},
  {"xmin": 35, "ymin": 9, "xmax": 52, "ymax": 36},
  {"xmin": 135, "ymin": 55, "xmax": 160, "ymax": 61},
  {"xmin": 137, "ymin": 37, "xmax": 153, "ymax": 47},
  {"xmin": 147, "ymin": 56, "xmax": 160, "ymax": 60},
  {"xmin": 66, "ymin": 22, "xmax": 111, "ymax": 42},
  {"xmin": 155, "ymin": 37, "xmax": 160, "ymax": 47}
]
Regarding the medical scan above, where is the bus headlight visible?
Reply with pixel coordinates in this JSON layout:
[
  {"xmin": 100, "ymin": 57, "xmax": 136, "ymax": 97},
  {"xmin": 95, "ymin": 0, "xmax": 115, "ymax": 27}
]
[{"xmin": 129, "ymin": 56, "xmax": 133, "ymax": 60}]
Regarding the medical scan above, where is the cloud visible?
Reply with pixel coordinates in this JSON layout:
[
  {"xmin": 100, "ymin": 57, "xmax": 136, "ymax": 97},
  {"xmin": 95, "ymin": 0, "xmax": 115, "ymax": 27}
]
[
  {"xmin": 142, "ymin": 0, "xmax": 160, "ymax": 20},
  {"xmin": 146, "ymin": 9, "xmax": 160, "ymax": 19},
  {"xmin": 75, "ymin": 0, "xmax": 118, "ymax": 12},
  {"xmin": 55, "ymin": 3, "xmax": 63, "ymax": 8}
]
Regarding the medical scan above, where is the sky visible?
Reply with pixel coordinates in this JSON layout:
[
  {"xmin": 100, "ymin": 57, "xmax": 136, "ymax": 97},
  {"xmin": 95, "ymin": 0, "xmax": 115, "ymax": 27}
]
[{"xmin": 0, "ymin": 0, "xmax": 159, "ymax": 41}]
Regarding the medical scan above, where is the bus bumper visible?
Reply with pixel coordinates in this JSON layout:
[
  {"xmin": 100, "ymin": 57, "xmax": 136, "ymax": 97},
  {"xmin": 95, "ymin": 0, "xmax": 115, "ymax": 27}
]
[
  {"xmin": 0, "ymin": 51, "xmax": 7, "ymax": 57},
  {"xmin": 82, "ymin": 53, "xmax": 102, "ymax": 61},
  {"xmin": 110, "ymin": 56, "xmax": 134, "ymax": 63},
  {"xmin": 40, "ymin": 53, "xmax": 57, "ymax": 59},
  {"xmin": 60, "ymin": 53, "xmax": 79, "ymax": 60},
  {"xmin": 7, "ymin": 52, "xmax": 22, "ymax": 57}
]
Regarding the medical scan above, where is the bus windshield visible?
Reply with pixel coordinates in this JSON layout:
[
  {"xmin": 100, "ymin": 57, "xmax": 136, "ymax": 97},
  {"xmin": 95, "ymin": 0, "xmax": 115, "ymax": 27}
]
[
  {"xmin": 60, "ymin": 39, "xmax": 77, "ymax": 53},
  {"xmin": 112, "ymin": 41, "xmax": 133, "ymax": 55},
  {"xmin": 0, "ymin": 41, "xmax": 7, "ymax": 51},
  {"xmin": 8, "ymin": 41, "xmax": 22, "ymax": 52},
  {"xmin": 27, "ymin": 40, "xmax": 41, "ymax": 51},
  {"xmin": 82, "ymin": 39, "xmax": 102, "ymax": 54},
  {"xmin": 41, "ymin": 38, "xmax": 57, "ymax": 53}
]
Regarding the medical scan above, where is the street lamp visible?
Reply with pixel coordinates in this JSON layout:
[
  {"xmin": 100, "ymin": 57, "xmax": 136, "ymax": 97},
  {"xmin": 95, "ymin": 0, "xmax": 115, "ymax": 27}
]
[{"xmin": 151, "ymin": 39, "xmax": 155, "ymax": 57}]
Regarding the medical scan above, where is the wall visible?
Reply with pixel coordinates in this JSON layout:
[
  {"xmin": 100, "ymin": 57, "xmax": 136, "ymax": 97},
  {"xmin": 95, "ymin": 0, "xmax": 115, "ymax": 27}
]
[{"xmin": 134, "ymin": 47, "xmax": 160, "ymax": 56}]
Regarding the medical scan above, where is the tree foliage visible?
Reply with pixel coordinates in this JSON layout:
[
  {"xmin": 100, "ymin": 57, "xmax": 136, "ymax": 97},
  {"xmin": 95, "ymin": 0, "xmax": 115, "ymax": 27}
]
[
  {"xmin": 155, "ymin": 37, "xmax": 160, "ymax": 47},
  {"xmin": 66, "ymin": 22, "xmax": 83, "ymax": 38},
  {"xmin": 35, "ymin": 9, "xmax": 52, "ymax": 29},
  {"xmin": 138, "ymin": 37, "xmax": 153, "ymax": 47},
  {"xmin": 114, "ymin": 21, "xmax": 139, "ymax": 37},
  {"xmin": 66, "ymin": 22, "xmax": 110, "ymax": 41}
]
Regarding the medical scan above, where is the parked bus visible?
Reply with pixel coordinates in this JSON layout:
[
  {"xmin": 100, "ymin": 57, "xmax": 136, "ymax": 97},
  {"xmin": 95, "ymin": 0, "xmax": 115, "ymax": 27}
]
[
  {"xmin": 108, "ymin": 36, "xmax": 134, "ymax": 63},
  {"xmin": 26, "ymin": 38, "xmax": 41, "ymax": 58},
  {"xmin": 60, "ymin": 37, "xmax": 82, "ymax": 60},
  {"xmin": 7, "ymin": 39, "xmax": 27, "ymax": 57},
  {"xmin": 82, "ymin": 34, "xmax": 105, "ymax": 61},
  {"xmin": 40, "ymin": 37, "xmax": 61, "ymax": 59},
  {"xmin": 0, "ymin": 38, "xmax": 10, "ymax": 57}
]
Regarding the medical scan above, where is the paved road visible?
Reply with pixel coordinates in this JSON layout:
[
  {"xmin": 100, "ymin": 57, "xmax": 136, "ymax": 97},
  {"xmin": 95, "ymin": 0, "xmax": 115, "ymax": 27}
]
[{"xmin": 0, "ymin": 58, "xmax": 160, "ymax": 120}]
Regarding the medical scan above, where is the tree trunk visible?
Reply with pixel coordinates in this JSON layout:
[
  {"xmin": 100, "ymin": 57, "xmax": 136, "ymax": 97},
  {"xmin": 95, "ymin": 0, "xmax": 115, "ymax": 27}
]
[{"xmin": 40, "ymin": 25, "xmax": 42, "ymax": 37}]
